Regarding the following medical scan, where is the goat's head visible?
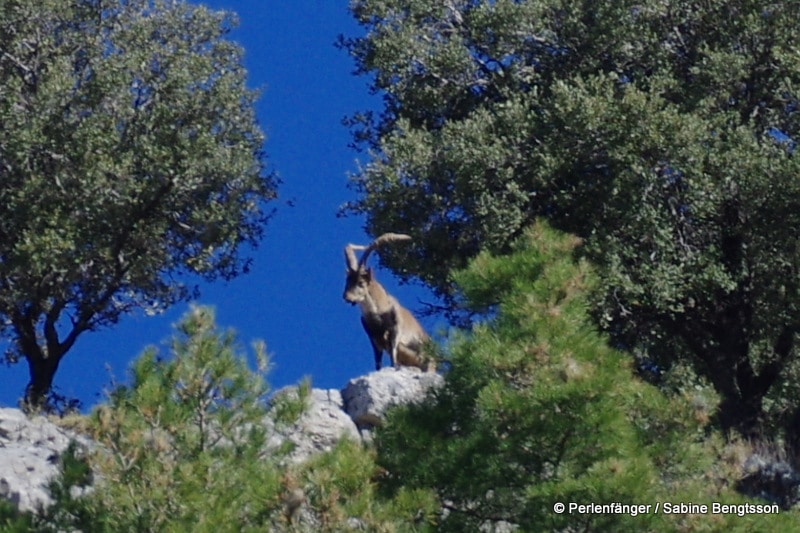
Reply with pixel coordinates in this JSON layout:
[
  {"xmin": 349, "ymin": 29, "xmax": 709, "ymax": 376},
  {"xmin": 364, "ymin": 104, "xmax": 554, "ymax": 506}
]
[
  {"xmin": 343, "ymin": 248, "xmax": 372, "ymax": 305},
  {"xmin": 343, "ymin": 233, "xmax": 412, "ymax": 305}
]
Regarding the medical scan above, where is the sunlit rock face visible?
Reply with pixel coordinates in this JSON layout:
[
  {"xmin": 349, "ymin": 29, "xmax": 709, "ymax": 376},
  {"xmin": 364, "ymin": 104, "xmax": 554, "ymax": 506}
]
[
  {"xmin": 0, "ymin": 408, "xmax": 93, "ymax": 512},
  {"xmin": 0, "ymin": 366, "xmax": 443, "ymax": 513},
  {"xmin": 341, "ymin": 366, "xmax": 443, "ymax": 432}
]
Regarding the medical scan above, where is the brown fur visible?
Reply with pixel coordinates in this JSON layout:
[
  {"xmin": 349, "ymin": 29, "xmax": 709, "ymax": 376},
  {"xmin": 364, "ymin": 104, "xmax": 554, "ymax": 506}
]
[{"xmin": 344, "ymin": 235, "xmax": 434, "ymax": 371}]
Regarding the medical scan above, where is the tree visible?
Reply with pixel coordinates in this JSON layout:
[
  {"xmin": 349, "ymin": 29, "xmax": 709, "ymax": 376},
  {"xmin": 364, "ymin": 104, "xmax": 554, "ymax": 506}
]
[
  {"xmin": 560, "ymin": 75, "xmax": 800, "ymax": 438},
  {"xmin": 57, "ymin": 306, "xmax": 284, "ymax": 532},
  {"xmin": 0, "ymin": 0, "xmax": 276, "ymax": 408},
  {"xmin": 31, "ymin": 307, "xmax": 416, "ymax": 532},
  {"xmin": 341, "ymin": 0, "xmax": 800, "ymax": 437},
  {"xmin": 373, "ymin": 222, "xmax": 796, "ymax": 531}
]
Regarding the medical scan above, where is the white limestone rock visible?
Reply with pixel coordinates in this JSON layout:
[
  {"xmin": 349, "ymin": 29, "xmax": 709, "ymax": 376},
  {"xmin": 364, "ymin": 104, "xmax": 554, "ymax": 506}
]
[
  {"xmin": 341, "ymin": 366, "xmax": 443, "ymax": 429},
  {"xmin": 0, "ymin": 367, "xmax": 444, "ymax": 515},
  {"xmin": 0, "ymin": 408, "xmax": 92, "ymax": 513},
  {"xmin": 266, "ymin": 387, "xmax": 361, "ymax": 464}
]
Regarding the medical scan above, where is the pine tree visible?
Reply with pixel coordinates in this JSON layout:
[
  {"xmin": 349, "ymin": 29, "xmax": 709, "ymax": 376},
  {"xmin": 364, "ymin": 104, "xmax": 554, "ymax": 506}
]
[
  {"xmin": 65, "ymin": 306, "xmax": 284, "ymax": 532},
  {"xmin": 372, "ymin": 222, "xmax": 797, "ymax": 531}
]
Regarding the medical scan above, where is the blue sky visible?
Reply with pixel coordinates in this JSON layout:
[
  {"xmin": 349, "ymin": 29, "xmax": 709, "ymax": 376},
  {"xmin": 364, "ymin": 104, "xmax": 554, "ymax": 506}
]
[{"xmin": 0, "ymin": 0, "xmax": 441, "ymax": 409}]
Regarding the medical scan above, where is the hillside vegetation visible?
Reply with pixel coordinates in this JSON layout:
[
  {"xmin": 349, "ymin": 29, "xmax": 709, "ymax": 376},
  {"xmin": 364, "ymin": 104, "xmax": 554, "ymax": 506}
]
[
  {"xmin": 3, "ymin": 0, "xmax": 800, "ymax": 530},
  {"xmin": 2, "ymin": 223, "xmax": 798, "ymax": 531}
]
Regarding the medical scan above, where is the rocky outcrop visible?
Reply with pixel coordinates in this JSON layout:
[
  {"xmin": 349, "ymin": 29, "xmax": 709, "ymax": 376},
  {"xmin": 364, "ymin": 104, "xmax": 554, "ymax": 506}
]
[
  {"xmin": 342, "ymin": 366, "xmax": 444, "ymax": 429},
  {"xmin": 0, "ymin": 408, "xmax": 93, "ymax": 513},
  {"xmin": 266, "ymin": 387, "xmax": 361, "ymax": 464},
  {"xmin": 9, "ymin": 366, "xmax": 800, "ymax": 521},
  {"xmin": 0, "ymin": 367, "xmax": 443, "ymax": 512},
  {"xmin": 267, "ymin": 367, "xmax": 443, "ymax": 462}
]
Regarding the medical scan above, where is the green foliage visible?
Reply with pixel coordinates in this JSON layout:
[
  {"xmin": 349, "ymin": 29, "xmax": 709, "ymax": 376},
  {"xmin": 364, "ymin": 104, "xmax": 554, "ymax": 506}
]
[
  {"xmin": 294, "ymin": 439, "xmax": 381, "ymax": 530},
  {"xmin": 51, "ymin": 306, "xmax": 284, "ymax": 532},
  {"xmin": 0, "ymin": 501, "xmax": 34, "ymax": 533},
  {"xmin": 2, "ymin": 308, "xmax": 423, "ymax": 533},
  {"xmin": 0, "ymin": 0, "xmax": 277, "ymax": 407},
  {"xmin": 272, "ymin": 377, "xmax": 313, "ymax": 427},
  {"xmin": 343, "ymin": 0, "xmax": 800, "ymax": 437},
  {"xmin": 372, "ymin": 222, "xmax": 798, "ymax": 531},
  {"xmin": 6, "ymin": 237, "xmax": 800, "ymax": 531},
  {"xmin": 284, "ymin": 437, "xmax": 443, "ymax": 531}
]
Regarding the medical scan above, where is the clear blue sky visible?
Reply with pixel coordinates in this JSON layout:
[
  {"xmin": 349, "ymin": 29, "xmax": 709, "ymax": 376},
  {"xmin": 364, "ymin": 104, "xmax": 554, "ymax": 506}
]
[{"xmin": 0, "ymin": 0, "xmax": 440, "ymax": 409}]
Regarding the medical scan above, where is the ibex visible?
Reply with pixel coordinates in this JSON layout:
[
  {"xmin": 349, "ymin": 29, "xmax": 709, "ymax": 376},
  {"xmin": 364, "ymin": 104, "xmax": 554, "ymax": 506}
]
[{"xmin": 343, "ymin": 233, "xmax": 434, "ymax": 372}]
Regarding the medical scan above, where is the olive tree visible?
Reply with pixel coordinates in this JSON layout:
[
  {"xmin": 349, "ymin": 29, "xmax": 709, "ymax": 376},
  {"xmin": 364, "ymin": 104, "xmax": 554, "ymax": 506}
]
[
  {"xmin": 341, "ymin": 0, "xmax": 800, "ymax": 437},
  {"xmin": 0, "ymin": 0, "xmax": 277, "ymax": 408}
]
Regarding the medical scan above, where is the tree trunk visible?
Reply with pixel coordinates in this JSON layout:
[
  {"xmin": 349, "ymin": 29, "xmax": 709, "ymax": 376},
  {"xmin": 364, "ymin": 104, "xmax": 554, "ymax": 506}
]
[
  {"xmin": 716, "ymin": 391, "xmax": 765, "ymax": 439},
  {"xmin": 681, "ymin": 305, "xmax": 772, "ymax": 438},
  {"xmin": 701, "ymin": 358, "xmax": 764, "ymax": 437},
  {"xmin": 704, "ymin": 330, "xmax": 792, "ymax": 439},
  {"xmin": 13, "ymin": 313, "xmax": 67, "ymax": 411},
  {"xmin": 24, "ymin": 352, "xmax": 63, "ymax": 411}
]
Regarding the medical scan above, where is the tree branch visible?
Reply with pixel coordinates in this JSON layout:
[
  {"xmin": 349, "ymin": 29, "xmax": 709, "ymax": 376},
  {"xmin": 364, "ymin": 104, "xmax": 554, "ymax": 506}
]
[
  {"xmin": 44, "ymin": 299, "xmax": 67, "ymax": 357},
  {"xmin": 1, "ymin": 51, "xmax": 32, "ymax": 78},
  {"xmin": 440, "ymin": 499, "xmax": 515, "ymax": 526},
  {"xmin": 754, "ymin": 325, "xmax": 795, "ymax": 397}
]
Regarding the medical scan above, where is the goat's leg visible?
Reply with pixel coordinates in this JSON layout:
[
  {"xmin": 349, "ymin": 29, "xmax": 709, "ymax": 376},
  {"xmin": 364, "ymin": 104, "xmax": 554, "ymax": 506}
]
[
  {"xmin": 362, "ymin": 316, "xmax": 387, "ymax": 370},
  {"xmin": 388, "ymin": 330, "xmax": 400, "ymax": 368},
  {"xmin": 395, "ymin": 343, "xmax": 427, "ymax": 370},
  {"xmin": 371, "ymin": 341, "xmax": 383, "ymax": 370}
]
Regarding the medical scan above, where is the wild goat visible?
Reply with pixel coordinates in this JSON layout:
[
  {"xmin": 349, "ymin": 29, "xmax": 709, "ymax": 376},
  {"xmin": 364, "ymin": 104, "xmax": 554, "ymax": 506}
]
[{"xmin": 343, "ymin": 233, "xmax": 434, "ymax": 371}]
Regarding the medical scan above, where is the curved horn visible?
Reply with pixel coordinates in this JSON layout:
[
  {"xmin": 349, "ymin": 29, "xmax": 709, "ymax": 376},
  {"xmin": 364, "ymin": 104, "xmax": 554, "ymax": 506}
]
[
  {"xmin": 344, "ymin": 244, "xmax": 366, "ymax": 272},
  {"xmin": 357, "ymin": 233, "xmax": 412, "ymax": 269}
]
